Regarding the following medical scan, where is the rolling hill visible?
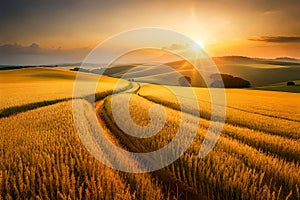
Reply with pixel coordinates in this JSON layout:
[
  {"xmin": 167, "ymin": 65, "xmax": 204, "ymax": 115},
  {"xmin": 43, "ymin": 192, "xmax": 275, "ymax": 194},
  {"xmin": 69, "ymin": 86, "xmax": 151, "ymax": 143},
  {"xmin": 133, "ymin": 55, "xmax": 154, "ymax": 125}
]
[{"xmin": 74, "ymin": 56, "xmax": 300, "ymax": 87}]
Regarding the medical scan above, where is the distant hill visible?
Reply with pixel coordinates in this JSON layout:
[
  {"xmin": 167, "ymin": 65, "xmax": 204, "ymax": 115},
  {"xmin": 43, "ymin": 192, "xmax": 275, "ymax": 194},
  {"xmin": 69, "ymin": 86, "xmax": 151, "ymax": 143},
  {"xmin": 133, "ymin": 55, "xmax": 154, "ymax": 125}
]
[
  {"xmin": 274, "ymin": 57, "xmax": 300, "ymax": 63},
  {"xmin": 213, "ymin": 56, "xmax": 300, "ymax": 65},
  {"xmin": 212, "ymin": 56, "xmax": 257, "ymax": 64},
  {"xmin": 164, "ymin": 56, "xmax": 300, "ymax": 86},
  {"xmin": 253, "ymin": 80, "xmax": 300, "ymax": 93},
  {"xmin": 67, "ymin": 56, "xmax": 300, "ymax": 87},
  {"xmin": 3, "ymin": 55, "xmax": 300, "ymax": 87},
  {"xmin": 210, "ymin": 73, "xmax": 250, "ymax": 88},
  {"xmin": 86, "ymin": 63, "xmax": 207, "ymax": 87},
  {"xmin": 208, "ymin": 56, "xmax": 300, "ymax": 86}
]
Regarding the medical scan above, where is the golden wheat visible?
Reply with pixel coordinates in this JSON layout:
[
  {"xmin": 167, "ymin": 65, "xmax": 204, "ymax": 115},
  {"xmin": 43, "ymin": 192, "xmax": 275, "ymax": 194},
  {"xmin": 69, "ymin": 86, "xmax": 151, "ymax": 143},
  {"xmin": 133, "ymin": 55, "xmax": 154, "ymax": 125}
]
[
  {"xmin": 138, "ymin": 85, "xmax": 300, "ymax": 139},
  {"xmin": 102, "ymin": 93, "xmax": 300, "ymax": 199},
  {"xmin": 0, "ymin": 100, "xmax": 167, "ymax": 199},
  {"xmin": 1, "ymin": 68, "xmax": 299, "ymax": 199}
]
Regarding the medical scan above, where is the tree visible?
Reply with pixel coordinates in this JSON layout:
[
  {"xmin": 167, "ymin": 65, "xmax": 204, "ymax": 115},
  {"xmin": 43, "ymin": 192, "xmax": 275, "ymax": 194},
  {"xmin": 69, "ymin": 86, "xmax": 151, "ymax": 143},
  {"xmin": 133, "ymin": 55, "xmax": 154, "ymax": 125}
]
[
  {"xmin": 210, "ymin": 73, "xmax": 250, "ymax": 88},
  {"xmin": 287, "ymin": 81, "xmax": 295, "ymax": 86}
]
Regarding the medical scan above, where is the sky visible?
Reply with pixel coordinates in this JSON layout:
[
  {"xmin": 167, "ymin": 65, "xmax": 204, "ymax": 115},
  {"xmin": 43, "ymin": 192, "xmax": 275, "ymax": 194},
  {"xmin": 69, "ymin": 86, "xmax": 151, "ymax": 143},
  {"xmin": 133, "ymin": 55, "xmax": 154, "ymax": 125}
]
[{"xmin": 0, "ymin": 0, "xmax": 299, "ymax": 65}]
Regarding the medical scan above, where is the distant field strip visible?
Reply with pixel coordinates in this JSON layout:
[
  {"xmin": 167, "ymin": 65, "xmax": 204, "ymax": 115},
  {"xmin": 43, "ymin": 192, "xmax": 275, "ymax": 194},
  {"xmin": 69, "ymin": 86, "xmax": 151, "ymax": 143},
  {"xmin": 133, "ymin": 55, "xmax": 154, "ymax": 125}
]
[
  {"xmin": 0, "ymin": 67, "xmax": 131, "ymax": 110},
  {"xmin": 253, "ymin": 80, "xmax": 300, "ymax": 93},
  {"xmin": 0, "ymin": 67, "xmax": 133, "ymax": 118}
]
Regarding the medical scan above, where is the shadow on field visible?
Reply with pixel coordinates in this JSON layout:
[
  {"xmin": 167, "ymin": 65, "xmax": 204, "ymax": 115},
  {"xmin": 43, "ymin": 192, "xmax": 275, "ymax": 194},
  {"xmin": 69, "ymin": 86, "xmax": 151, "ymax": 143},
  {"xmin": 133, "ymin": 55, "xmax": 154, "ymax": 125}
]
[
  {"xmin": 0, "ymin": 82, "xmax": 134, "ymax": 118},
  {"xmin": 0, "ymin": 98, "xmax": 72, "ymax": 118}
]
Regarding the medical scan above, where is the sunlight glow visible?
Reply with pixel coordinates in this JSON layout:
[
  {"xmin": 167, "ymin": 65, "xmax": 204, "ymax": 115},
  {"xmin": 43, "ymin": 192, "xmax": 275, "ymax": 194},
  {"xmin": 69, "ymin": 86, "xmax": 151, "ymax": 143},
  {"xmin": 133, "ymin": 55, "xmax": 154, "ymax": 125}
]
[
  {"xmin": 190, "ymin": 40, "xmax": 205, "ymax": 52},
  {"xmin": 195, "ymin": 40, "xmax": 204, "ymax": 48}
]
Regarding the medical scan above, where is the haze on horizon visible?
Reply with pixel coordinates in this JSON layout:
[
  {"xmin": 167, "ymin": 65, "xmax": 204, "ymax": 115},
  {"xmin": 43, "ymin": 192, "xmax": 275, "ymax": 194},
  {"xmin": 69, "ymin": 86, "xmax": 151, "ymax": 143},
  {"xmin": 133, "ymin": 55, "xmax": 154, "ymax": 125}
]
[{"xmin": 0, "ymin": 0, "xmax": 299, "ymax": 65}]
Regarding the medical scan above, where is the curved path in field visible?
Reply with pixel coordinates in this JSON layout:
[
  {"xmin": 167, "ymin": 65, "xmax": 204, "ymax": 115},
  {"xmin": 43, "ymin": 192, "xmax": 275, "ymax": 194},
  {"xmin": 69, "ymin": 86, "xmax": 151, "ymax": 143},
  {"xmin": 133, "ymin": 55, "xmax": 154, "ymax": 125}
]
[{"xmin": 95, "ymin": 82, "xmax": 207, "ymax": 200}]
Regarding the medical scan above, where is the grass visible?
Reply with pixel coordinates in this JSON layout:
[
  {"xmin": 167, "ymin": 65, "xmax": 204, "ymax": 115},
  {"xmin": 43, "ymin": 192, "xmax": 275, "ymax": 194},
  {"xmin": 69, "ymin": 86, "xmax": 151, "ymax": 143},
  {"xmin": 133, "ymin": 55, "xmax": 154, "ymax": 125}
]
[{"xmin": 253, "ymin": 80, "xmax": 300, "ymax": 93}]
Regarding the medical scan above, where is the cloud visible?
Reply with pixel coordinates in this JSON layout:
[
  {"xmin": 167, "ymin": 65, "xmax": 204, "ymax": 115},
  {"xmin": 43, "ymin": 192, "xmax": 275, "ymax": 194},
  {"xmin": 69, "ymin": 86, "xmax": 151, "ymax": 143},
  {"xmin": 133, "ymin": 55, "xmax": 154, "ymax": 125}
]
[
  {"xmin": 169, "ymin": 44, "xmax": 189, "ymax": 50},
  {"xmin": 0, "ymin": 43, "xmax": 42, "ymax": 54},
  {"xmin": 249, "ymin": 36, "xmax": 300, "ymax": 43},
  {"xmin": 262, "ymin": 10, "xmax": 280, "ymax": 15},
  {"xmin": 162, "ymin": 44, "xmax": 192, "ymax": 52},
  {"xmin": 0, "ymin": 43, "xmax": 91, "ymax": 65}
]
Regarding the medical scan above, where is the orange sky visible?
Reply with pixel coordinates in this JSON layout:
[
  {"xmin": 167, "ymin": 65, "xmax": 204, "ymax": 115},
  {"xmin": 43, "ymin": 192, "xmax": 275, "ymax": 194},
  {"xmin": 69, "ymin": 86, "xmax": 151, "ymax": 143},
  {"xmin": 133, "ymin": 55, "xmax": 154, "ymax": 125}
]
[{"xmin": 0, "ymin": 0, "xmax": 299, "ymax": 64}]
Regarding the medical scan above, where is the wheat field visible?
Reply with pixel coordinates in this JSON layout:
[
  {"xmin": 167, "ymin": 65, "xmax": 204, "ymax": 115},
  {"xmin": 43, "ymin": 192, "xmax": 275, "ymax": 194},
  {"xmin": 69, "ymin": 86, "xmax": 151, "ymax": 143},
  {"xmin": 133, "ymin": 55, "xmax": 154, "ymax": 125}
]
[
  {"xmin": 102, "ymin": 92, "xmax": 299, "ymax": 199},
  {"xmin": 0, "ymin": 67, "xmax": 299, "ymax": 199}
]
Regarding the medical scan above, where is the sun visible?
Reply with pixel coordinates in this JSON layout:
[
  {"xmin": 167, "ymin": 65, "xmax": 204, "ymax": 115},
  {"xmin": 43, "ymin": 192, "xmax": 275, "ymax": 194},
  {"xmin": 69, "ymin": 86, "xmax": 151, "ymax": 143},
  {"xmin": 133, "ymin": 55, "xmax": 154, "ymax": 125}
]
[
  {"xmin": 190, "ymin": 39, "xmax": 205, "ymax": 52},
  {"xmin": 195, "ymin": 40, "xmax": 204, "ymax": 48}
]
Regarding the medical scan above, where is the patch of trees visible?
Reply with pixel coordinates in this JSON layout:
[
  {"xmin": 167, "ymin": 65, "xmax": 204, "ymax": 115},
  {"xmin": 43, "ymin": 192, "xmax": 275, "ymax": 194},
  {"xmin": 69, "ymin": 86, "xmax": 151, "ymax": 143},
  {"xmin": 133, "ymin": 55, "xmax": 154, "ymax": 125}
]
[
  {"xmin": 71, "ymin": 67, "xmax": 89, "ymax": 72},
  {"xmin": 0, "ymin": 66, "xmax": 37, "ymax": 70},
  {"xmin": 210, "ymin": 74, "xmax": 250, "ymax": 88},
  {"xmin": 287, "ymin": 81, "xmax": 295, "ymax": 86}
]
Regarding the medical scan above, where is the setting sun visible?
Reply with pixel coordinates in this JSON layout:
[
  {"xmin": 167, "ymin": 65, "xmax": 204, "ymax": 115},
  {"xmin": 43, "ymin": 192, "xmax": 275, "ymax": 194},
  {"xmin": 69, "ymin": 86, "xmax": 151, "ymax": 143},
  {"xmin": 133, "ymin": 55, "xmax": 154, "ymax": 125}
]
[{"xmin": 195, "ymin": 40, "xmax": 205, "ymax": 48}]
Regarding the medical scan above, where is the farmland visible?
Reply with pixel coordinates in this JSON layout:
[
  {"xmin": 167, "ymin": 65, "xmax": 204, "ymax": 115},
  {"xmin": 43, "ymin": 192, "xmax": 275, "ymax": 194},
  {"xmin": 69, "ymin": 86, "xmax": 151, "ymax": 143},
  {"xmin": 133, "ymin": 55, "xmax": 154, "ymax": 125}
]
[
  {"xmin": 97, "ymin": 56, "xmax": 300, "ymax": 87},
  {"xmin": 253, "ymin": 80, "xmax": 300, "ymax": 93},
  {"xmin": 1, "ymin": 67, "xmax": 299, "ymax": 199}
]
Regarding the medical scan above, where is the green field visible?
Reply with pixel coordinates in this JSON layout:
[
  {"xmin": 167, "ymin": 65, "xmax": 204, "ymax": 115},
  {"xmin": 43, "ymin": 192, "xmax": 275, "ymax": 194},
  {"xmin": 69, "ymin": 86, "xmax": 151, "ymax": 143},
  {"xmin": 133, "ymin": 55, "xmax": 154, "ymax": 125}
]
[{"xmin": 253, "ymin": 80, "xmax": 300, "ymax": 93}]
